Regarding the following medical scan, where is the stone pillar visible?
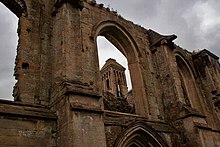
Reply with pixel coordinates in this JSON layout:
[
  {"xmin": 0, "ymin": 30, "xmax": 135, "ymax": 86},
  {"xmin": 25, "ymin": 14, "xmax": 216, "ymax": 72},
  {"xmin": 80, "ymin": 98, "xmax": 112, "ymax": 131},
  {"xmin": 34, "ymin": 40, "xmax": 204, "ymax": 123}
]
[
  {"xmin": 193, "ymin": 50, "xmax": 220, "ymax": 129},
  {"xmin": 50, "ymin": 2, "xmax": 106, "ymax": 146},
  {"xmin": 152, "ymin": 39, "xmax": 184, "ymax": 120},
  {"xmin": 12, "ymin": 0, "xmax": 53, "ymax": 104}
]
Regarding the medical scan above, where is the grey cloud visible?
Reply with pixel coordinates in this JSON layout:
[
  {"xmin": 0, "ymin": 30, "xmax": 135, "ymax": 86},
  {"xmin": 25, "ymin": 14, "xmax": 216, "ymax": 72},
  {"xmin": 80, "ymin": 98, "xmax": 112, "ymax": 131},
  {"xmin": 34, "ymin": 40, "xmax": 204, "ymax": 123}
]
[
  {"xmin": 203, "ymin": 25, "xmax": 220, "ymax": 56},
  {"xmin": 0, "ymin": 3, "xmax": 17, "ymax": 99},
  {"xmin": 97, "ymin": 0, "xmax": 162, "ymax": 24},
  {"xmin": 96, "ymin": 0, "xmax": 220, "ymax": 90},
  {"xmin": 208, "ymin": 0, "xmax": 220, "ymax": 11},
  {"xmin": 97, "ymin": 0, "xmax": 220, "ymax": 58},
  {"xmin": 1, "ymin": 1, "xmax": 220, "ymax": 98}
]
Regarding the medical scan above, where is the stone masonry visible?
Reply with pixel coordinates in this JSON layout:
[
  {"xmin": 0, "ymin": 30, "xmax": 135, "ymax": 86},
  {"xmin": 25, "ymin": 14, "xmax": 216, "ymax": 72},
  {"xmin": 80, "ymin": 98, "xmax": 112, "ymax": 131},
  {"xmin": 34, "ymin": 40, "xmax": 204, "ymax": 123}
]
[{"xmin": 0, "ymin": 0, "xmax": 219, "ymax": 146}]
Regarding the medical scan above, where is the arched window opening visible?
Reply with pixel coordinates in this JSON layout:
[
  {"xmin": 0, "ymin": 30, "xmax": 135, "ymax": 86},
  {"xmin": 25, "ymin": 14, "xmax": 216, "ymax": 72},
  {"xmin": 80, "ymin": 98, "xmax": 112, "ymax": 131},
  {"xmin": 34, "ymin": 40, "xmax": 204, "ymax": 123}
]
[
  {"xmin": 114, "ymin": 122, "xmax": 169, "ymax": 147},
  {"xmin": 97, "ymin": 36, "xmax": 132, "ymax": 91},
  {"xmin": 122, "ymin": 130, "xmax": 164, "ymax": 147},
  {"xmin": 93, "ymin": 21, "xmax": 148, "ymax": 115},
  {"xmin": 0, "ymin": 3, "xmax": 18, "ymax": 101},
  {"xmin": 117, "ymin": 78, "xmax": 122, "ymax": 97},
  {"xmin": 106, "ymin": 79, "xmax": 110, "ymax": 89},
  {"xmin": 176, "ymin": 55, "xmax": 200, "ymax": 109},
  {"xmin": 97, "ymin": 36, "xmax": 135, "ymax": 114}
]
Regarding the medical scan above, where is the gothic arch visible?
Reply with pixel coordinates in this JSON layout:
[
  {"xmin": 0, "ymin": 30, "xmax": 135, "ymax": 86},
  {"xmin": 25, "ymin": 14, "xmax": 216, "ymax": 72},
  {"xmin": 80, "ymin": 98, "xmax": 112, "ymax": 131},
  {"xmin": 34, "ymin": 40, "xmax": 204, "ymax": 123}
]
[
  {"xmin": 114, "ymin": 121, "xmax": 169, "ymax": 147},
  {"xmin": 175, "ymin": 54, "xmax": 201, "ymax": 108},
  {"xmin": 1, "ymin": 0, "xmax": 27, "ymax": 17},
  {"xmin": 91, "ymin": 20, "xmax": 140, "ymax": 64},
  {"xmin": 91, "ymin": 20, "xmax": 147, "ymax": 116},
  {"xmin": 174, "ymin": 50, "xmax": 196, "ymax": 77}
]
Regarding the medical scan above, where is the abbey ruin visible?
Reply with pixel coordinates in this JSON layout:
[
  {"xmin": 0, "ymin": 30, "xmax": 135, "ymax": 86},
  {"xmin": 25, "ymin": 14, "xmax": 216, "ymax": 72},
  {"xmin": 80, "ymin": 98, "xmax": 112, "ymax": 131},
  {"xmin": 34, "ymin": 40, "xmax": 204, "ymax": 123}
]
[{"xmin": 0, "ymin": 0, "xmax": 219, "ymax": 146}]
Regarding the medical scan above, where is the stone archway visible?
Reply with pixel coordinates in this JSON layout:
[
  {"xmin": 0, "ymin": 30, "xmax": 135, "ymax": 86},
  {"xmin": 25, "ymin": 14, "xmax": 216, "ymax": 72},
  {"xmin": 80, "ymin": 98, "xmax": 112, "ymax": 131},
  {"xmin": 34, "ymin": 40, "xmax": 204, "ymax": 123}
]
[
  {"xmin": 91, "ymin": 20, "xmax": 149, "ymax": 116},
  {"xmin": 114, "ymin": 121, "xmax": 169, "ymax": 147},
  {"xmin": 175, "ymin": 54, "xmax": 203, "ymax": 111},
  {"xmin": 91, "ymin": 20, "xmax": 140, "ymax": 63}
]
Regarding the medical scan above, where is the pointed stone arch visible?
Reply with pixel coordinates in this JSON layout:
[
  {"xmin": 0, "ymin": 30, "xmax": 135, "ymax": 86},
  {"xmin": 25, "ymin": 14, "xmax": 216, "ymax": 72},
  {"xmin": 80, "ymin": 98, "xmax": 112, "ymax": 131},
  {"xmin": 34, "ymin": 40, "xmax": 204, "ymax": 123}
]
[
  {"xmin": 114, "ymin": 121, "xmax": 169, "ymax": 147},
  {"xmin": 175, "ymin": 53, "xmax": 202, "ymax": 110},
  {"xmin": 91, "ymin": 20, "xmax": 141, "ymax": 64},
  {"xmin": 91, "ymin": 20, "xmax": 148, "ymax": 116}
]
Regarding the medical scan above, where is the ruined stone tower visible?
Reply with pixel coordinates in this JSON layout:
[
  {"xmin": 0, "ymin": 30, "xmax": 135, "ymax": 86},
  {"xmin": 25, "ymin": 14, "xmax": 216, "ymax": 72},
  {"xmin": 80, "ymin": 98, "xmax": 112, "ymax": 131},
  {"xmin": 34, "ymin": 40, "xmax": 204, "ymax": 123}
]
[
  {"xmin": 100, "ymin": 58, "xmax": 128, "ymax": 97},
  {"xmin": 0, "ymin": 0, "xmax": 219, "ymax": 146}
]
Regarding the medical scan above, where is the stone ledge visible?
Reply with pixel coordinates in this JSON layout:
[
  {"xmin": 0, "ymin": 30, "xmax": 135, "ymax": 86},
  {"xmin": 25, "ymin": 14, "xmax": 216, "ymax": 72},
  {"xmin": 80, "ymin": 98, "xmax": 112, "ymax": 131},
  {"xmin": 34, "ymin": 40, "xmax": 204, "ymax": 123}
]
[
  {"xmin": 195, "ymin": 122, "xmax": 220, "ymax": 133},
  {"xmin": 50, "ymin": 81, "xmax": 101, "ymax": 107},
  {"xmin": 71, "ymin": 105, "xmax": 103, "ymax": 114},
  {"xmin": 0, "ymin": 100, "xmax": 57, "ymax": 120},
  {"xmin": 104, "ymin": 110, "xmax": 177, "ymax": 133}
]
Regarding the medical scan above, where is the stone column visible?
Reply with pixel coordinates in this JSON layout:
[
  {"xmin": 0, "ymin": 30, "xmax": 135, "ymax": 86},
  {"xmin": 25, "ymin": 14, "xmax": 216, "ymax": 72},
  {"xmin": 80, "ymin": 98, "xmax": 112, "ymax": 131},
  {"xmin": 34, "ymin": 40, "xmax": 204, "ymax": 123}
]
[
  {"xmin": 50, "ymin": 2, "xmax": 106, "ymax": 146},
  {"xmin": 152, "ymin": 39, "xmax": 184, "ymax": 120}
]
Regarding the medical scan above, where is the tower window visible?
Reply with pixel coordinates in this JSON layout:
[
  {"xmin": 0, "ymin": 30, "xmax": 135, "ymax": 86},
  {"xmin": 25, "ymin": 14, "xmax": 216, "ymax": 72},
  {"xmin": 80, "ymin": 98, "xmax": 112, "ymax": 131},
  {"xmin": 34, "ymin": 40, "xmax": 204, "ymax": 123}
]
[{"xmin": 106, "ymin": 79, "xmax": 110, "ymax": 89}]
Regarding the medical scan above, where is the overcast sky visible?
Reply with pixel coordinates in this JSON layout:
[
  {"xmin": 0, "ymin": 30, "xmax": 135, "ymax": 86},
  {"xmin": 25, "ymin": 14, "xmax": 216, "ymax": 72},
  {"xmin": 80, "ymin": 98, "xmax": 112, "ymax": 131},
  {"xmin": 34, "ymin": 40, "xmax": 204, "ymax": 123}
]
[
  {"xmin": 0, "ymin": 3, "xmax": 18, "ymax": 100},
  {"xmin": 97, "ymin": 0, "xmax": 220, "ymax": 56},
  {"xmin": 0, "ymin": 0, "xmax": 220, "ymax": 100}
]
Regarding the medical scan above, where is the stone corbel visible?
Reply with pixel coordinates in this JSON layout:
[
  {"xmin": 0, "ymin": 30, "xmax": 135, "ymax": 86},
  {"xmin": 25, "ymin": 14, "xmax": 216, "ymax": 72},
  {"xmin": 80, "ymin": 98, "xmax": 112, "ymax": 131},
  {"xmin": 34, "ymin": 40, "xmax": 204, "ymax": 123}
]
[{"xmin": 150, "ymin": 35, "xmax": 177, "ymax": 53}]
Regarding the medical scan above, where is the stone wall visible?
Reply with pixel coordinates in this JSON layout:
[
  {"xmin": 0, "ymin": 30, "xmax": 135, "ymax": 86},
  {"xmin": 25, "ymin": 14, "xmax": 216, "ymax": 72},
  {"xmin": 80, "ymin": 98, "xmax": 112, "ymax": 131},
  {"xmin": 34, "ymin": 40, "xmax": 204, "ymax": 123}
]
[
  {"xmin": 0, "ymin": 0, "xmax": 219, "ymax": 146},
  {"xmin": 104, "ymin": 111, "xmax": 181, "ymax": 147},
  {"xmin": 0, "ymin": 100, "xmax": 56, "ymax": 146}
]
